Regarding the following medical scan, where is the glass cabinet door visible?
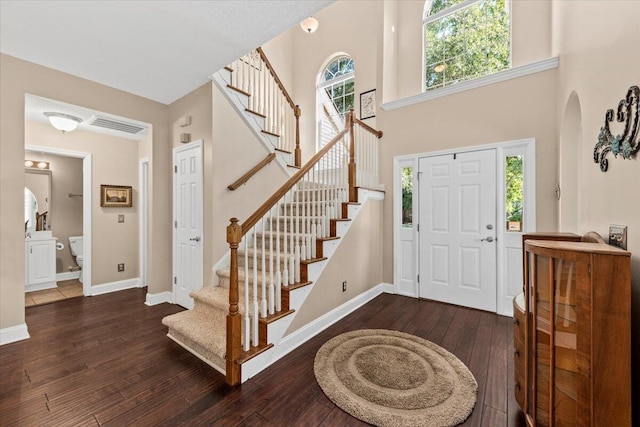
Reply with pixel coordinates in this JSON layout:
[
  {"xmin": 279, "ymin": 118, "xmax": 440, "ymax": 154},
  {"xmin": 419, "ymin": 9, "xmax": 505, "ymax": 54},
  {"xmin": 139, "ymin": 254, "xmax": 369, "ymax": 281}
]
[{"xmin": 527, "ymin": 251, "xmax": 578, "ymax": 427}]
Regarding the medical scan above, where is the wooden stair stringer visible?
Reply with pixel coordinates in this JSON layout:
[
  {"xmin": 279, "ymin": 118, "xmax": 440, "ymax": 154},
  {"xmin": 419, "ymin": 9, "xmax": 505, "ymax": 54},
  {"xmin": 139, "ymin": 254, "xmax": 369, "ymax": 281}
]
[{"xmin": 211, "ymin": 69, "xmax": 296, "ymax": 177}]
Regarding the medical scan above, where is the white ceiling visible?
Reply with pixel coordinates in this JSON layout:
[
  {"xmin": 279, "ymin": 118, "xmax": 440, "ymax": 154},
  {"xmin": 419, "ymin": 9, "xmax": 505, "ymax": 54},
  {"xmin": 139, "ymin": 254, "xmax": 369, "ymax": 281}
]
[{"xmin": 1, "ymin": 0, "xmax": 333, "ymax": 105}]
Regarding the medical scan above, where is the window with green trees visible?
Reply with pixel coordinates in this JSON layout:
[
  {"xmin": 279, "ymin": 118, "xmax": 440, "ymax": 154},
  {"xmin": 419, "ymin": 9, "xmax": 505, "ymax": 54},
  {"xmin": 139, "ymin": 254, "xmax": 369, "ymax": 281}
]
[
  {"xmin": 424, "ymin": 0, "xmax": 511, "ymax": 91},
  {"xmin": 505, "ymin": 155, "xmax": 523, "ymax": 232},
  {"xmin": 319, "ymin": 56, "xmax": 355, "ymax": 119},
  {"xmin": 401, "ymin": 167, "xmax": 413, "ymax": 227}
]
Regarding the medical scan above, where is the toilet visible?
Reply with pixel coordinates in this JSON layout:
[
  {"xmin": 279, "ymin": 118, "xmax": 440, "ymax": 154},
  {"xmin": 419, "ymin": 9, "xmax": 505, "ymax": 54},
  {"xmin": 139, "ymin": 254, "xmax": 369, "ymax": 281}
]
[{"xmin": 68, "ymin": 236, "xmax": 84, "ymax": 283}]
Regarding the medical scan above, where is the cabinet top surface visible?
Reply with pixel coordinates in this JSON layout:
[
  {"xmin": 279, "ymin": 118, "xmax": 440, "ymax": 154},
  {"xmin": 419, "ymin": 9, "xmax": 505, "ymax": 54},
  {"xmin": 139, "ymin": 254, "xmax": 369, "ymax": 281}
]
[{"xmin": 525, "ymin": 240, "xmax": 630, "ymax": 256}]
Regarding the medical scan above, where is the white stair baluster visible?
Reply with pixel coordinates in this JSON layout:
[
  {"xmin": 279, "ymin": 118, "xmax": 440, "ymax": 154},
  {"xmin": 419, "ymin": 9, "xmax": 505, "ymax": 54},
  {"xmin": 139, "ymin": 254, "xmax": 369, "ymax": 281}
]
[
  {"xmin": 268, "ymin": 206, "xmax": 275, "ymax": 316},
  {"xmin": 261, "ymin": 218, "xmax": 267, "ymax": 318},
  {"xmin": 252, "ymin": 228, "xmax": 259, "ymax": 347},
  {"xmin": 275, "ymin": 199, "xmax": 282, "ymax": 312},
  {"xmin": 243, "ymin": 237, "xmax": 250, "ymax": 351}
]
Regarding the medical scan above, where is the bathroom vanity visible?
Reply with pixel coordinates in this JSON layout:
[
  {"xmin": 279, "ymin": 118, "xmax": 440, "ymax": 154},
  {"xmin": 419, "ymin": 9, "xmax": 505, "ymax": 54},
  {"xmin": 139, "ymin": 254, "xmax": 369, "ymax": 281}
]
[{"xmin": 25, "ymin": 231, "xmax": 57, "ymax": 292}]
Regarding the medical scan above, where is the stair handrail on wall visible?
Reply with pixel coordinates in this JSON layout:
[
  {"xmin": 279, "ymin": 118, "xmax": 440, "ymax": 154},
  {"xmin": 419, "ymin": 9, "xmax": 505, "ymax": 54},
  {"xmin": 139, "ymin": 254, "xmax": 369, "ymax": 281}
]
[
  {"xmin": 226, "ymin": 47, "xmax": 302, "ymax": 167},
  {"xmin": 224, "ymin": 110, "xmax": 382, "ymax": 385}
]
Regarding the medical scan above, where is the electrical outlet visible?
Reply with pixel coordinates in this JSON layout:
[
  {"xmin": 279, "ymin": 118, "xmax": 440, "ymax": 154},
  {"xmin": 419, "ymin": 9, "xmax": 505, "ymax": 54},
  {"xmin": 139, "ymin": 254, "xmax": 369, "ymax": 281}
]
[
  {"xmin": 342, "ymin": 281, "xmax": 347, "ymax": 292},
  {"xmin": 118, "ymin": 214, "xmax": 125, "ymax": 223},
  {"xmin": 118, "ymin": 263, "xmax": 125, "ymax": 272}
]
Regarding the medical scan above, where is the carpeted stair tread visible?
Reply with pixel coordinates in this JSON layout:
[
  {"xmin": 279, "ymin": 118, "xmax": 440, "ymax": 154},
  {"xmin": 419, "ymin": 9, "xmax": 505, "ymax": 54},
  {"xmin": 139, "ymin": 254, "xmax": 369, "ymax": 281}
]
[{"xmin": 162, "ymin": 310, "xmax": 226, "ymax": 367}]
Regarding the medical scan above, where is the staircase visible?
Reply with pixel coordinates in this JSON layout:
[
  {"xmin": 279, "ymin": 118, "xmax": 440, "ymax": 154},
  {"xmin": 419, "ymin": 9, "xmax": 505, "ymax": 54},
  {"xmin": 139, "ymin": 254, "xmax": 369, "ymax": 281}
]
[{"xmin": 163, "ymin": 48, "xmax": 384, "ymax": 385}]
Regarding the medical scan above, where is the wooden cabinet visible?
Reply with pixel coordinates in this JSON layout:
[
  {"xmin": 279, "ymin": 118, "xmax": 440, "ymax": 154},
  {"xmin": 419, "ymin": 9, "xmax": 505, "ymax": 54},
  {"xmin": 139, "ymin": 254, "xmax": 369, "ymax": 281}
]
[{"xmin": 520, "ymin": 239, "xmax": 631, "ymax": 426}]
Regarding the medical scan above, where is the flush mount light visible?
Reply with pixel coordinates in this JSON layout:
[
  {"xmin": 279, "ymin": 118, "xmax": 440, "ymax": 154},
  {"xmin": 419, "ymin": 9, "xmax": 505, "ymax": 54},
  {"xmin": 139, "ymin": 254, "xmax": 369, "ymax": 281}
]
[
  {"xmin": 300, "ymin": 17, "xmax": 319, "ymax": 34},
  {"xmin": 37, "ymin": 162, "xmax": 50, "ymax": 169},
  {"xmin": 434, "ymin": 63, "xmax": 447, "ymax": 73},
  {"xmin": 24, "ymin": 160, "xmax": 34, "ymax": 168},
  {"xmin": 43, "ymin": 112, "xmax": 83, "ymax": 132}
]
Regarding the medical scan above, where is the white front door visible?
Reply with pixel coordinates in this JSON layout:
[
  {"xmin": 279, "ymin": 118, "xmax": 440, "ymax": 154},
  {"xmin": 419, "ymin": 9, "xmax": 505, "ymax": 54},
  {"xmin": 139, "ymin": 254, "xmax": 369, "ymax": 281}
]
[
  {"xmin": 173, "ymin": 141, "xmax": 203, "ymax": 309},
  {"xmin": 418, "ymin": 149, "xmax": 497, "ymax": 312}
]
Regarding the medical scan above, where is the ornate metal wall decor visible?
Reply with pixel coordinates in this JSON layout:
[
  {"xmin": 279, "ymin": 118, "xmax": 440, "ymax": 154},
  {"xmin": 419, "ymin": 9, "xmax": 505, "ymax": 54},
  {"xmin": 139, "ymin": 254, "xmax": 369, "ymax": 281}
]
[{"xmin": 593, "ymin": 85, "xmax": 640, "ymax": 172}]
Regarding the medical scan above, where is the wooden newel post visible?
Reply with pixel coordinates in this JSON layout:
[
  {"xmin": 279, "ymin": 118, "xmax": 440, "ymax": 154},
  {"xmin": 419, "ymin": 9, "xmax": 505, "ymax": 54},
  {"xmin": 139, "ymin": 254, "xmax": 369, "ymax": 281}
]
[
  {"xmin": 348, "ymin": 110, "xmax": 357, "ymax": 203},
  {"xmin": 226, "ymin": 217, "xmax": 242, "ymax": 385},
  {"xmin": 294, "ymin": 105, "xmax": 302, "ymax": 167}
]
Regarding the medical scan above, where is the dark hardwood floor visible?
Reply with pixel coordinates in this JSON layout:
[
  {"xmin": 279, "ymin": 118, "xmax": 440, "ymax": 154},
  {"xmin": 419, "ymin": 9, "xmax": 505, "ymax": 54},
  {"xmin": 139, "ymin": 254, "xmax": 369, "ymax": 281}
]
[{"xmin": 0, "ymin": 288, "xmax": 526, "ymax": 426}]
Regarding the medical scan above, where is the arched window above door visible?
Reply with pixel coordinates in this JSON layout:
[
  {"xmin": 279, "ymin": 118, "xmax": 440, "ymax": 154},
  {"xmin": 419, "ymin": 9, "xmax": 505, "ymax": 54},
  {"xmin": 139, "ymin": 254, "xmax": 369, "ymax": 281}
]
[{"xmin": 317, "ymin": 55, "xmax": 355, "ymax": 150}]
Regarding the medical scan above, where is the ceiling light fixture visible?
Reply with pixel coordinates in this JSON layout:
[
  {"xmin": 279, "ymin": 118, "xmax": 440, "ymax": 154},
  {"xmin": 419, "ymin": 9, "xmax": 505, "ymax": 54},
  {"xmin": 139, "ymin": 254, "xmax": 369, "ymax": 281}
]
[
  {"xmin": 300, "ymin": 17, "xmax": 319, "ymax": 34},
  {"xmin": 24, "ymin": 160, "xmax": 34, "ymax": 168},
  {"xmin": 434, "ymin": 63, "xmax": 447, "ymax": 73},
  {"xmin": 43, "ymin": 112, "xmax": 83, "ymax": 132}
]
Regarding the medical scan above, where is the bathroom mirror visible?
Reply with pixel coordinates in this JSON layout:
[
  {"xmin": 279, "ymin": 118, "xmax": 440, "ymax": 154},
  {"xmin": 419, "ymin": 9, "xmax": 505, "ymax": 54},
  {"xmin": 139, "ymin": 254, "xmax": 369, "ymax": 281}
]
[
  {"xmin": 24, "ymin": 168, "xmax": 52, "ymax": 232},
  {"xmin": 24, "ymin": 187, "xmax": 37, "ymax": 236}
]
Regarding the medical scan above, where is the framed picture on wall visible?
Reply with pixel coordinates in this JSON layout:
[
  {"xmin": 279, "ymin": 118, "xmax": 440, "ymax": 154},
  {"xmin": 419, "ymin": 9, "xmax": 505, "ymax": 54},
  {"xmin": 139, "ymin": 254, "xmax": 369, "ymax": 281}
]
[
  {"xmin": 360, "ymin": 89, "xmax": 376, "ymax": 120},
  {"xmin": 100, "ymin": 185, "xmax": 132, "ymax": 207}
]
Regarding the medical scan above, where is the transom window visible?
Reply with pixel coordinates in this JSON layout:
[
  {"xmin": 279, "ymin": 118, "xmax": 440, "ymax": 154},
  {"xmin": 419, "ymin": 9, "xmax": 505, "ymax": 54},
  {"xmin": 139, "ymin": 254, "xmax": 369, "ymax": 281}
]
[{"xmin": 424, "ymin": 0, "xmax": 511, "ymax": 91}]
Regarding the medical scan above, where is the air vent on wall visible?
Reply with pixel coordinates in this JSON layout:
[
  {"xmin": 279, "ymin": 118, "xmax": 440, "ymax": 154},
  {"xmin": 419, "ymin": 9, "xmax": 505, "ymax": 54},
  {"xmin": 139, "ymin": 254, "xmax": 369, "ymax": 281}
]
[{"xmin": 88, "ymin": 116, "xmax": 146, "ymax": 134}]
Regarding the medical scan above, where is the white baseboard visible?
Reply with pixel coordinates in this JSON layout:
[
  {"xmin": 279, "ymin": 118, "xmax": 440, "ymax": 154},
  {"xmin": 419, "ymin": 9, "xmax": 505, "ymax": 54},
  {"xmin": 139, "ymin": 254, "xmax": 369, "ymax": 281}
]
[
  {"xmin": 56, "ymin": 271, "xmax": 81, "ymax": 281},
  {"xmin": 0, "ymin": 323, "xmax": 30, "ymax": 346},
  {"xmin": 272, "ymin": 282, "xmax": 393, "ymax": 364},
  {"xmin": 145, "ymin": 291, "xmax": 173, "ymax": 306},
  {"xmin": 91, "ymin": 277, "xmax": 140, "ymax": 296},
  {"xmin": 25, "ymin": 282, "xmax": 57, "ymax": 292}
]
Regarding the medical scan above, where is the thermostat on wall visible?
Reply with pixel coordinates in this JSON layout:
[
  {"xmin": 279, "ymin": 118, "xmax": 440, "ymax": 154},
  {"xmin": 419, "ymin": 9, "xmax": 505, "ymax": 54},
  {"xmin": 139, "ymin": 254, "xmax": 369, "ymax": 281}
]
[{"xmin": 609, "ymin": 224, "xmax": 627, "ymax": 250}]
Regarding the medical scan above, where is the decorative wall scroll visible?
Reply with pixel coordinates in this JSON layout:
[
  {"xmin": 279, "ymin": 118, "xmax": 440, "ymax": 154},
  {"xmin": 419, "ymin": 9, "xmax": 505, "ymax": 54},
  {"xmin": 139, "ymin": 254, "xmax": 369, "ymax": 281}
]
[{"xmin": 594, "ymin": 85, "xmax": 639, "ymax": 172}]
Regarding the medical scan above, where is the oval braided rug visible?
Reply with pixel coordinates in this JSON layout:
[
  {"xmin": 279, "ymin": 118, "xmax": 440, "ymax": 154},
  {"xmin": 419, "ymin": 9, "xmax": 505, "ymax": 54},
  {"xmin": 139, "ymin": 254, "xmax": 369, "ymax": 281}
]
[{"xmin": 314, "ymin": 329, "xmax": 477, "ymax": 427}]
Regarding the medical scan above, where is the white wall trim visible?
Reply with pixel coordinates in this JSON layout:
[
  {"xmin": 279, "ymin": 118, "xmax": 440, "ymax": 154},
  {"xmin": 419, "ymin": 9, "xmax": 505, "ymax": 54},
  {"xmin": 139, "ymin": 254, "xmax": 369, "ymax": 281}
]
[
  {"xmin": 56, "ymin": 271, "xmax": 81, "ymax": 281},
  {"xmin": 139, "ymin": 157, "xmax": 150, "ymax": 288},
  {"xmin": 381, "ymin": 57, "xmax": 559, "ymax": 111},
  {"xmin": 25, "ymin": 145, "xmax": 92, "ymax": 297},
  {"xmin": 145, "ymin": 291, "xmax": 174, "ymax": 306},
  {"xmin": 91, "ymin": 277, "xmax": 140, "ymax": 296},
  {"xmin": 0, "ymin": 324, "xmax": 30, "ymax": 346},
  {"xmin": 270, "ymin": 282, "xmax": 393, "ymax": 364}
]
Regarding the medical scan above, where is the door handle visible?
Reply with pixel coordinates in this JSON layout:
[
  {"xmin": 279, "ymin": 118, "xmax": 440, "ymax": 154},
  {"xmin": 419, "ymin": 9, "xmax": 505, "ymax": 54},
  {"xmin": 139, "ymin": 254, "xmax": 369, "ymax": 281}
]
[
  {"xmin": 479, "ymin": 236, "xmax": 494, "ymax": 242},
  {"xmin": 189, "ymin": 236, "xmax": 201, "ymax": 242}
]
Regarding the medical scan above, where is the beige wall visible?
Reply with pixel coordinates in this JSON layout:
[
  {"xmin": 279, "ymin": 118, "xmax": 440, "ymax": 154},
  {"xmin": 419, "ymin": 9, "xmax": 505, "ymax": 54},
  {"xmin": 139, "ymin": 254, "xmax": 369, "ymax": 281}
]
[
  {"xmin": 0, "ymin": 54, "xmax": 170, "ymax": 332},
  {"xmin": 169, "ymin": 82, "xmax": 214, "ymax": 284},
  {"xmin": 286, "ymin": 199, "xmax": 384, "ymax": 333},
  {"xmin": 25, "ymin": 152, "xmax": 83, "ymax": 273},
  {"xmin": 25, "ymin": 121, "xmax": 140, "ymax": 285},
  {"xmin": 210, "ymin": 83, "xmax": 290, "ymax": 274},
  {"xmin": 378, "ymin": 70, "xmax": 559, "ymax": 282},
  {"xmin": 552, "ymin": 0, "xmax": 640, "ymax": 413}
]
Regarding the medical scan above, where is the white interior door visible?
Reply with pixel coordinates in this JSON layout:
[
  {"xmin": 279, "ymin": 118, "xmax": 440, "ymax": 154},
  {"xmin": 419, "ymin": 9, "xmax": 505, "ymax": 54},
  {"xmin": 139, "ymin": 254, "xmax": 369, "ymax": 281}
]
[
  {"xmin": 173, "ymin": 142, "xmax": 203, "ymax": 309},
  {"xmin": 418, "ymin": 149, "xmax": 497, "ymax": 312}
]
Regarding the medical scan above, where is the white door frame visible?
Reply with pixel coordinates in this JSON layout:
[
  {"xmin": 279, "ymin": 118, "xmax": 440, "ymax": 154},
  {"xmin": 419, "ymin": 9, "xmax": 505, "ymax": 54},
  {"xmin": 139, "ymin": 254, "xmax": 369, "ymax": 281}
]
[
  {"xmin": 25, "ymin": 145, "xmax": 92, "ymax": 297},
  {"xmin": 393, "ymin": 138, "xmax": 536, "ymax": 314},
  {"xmin": 172, "ymin": 140, "xmax": 204, "ymax": 307},
  {"xmin": 139, "ymin": 157, "xmax": 149, "ymax": 288}
]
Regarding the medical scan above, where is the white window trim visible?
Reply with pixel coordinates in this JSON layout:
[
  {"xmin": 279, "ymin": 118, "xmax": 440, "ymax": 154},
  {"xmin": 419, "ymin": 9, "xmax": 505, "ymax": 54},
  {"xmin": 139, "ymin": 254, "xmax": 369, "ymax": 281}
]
[
  {"xmin": 423, "ymin": 0, "xmax": 481, "ymax": 24},
  {"xmin": 318, "ymin": 71, "xmax": 354, "ymax": 90},
  {"xmin": 382, "ymin": 56, "xmax": 559, "ymax": 111},
  {"xmin": 422, "ymin": 0, "xmax": 513, "ymax": 94}
]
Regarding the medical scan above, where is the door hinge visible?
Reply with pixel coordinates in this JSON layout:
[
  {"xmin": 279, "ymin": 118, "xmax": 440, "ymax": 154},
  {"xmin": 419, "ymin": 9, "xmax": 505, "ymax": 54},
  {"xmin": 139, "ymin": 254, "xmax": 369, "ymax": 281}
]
[
  {"xmin": 174, "ymin": 165, "xmax": 177, "ymax": 173},
  {"xmin": 174, "ymin": 221, "xmax": 177, "ymax": 228},
  {"xmin": 417, "ymin": 274, "xmax": 420, "ymax": 283},
  {"xmin": 174, "ymin": 276, "xmax": 177, "ymax": 285},
  {"xmin": 417, "ymin": 223, "xmax": 419, "ymax": 232},
  {"xmin": 453, "ymin": 153, "xmax": 457, "ymax": 160}
]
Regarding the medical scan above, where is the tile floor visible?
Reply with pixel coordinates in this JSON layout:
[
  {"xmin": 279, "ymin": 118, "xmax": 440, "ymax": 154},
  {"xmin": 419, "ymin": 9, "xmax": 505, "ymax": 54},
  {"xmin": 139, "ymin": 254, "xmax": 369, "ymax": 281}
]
[{"xmin": 25, "ymin": 279, "xmax": 83, "ymax": 307}]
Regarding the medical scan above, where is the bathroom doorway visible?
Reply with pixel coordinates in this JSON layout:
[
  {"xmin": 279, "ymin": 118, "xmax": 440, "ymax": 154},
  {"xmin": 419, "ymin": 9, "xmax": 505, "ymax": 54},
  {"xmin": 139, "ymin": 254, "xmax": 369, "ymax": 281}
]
[{"xmin": 24, "ymin": 145, "xmax": 93, "ymax": 297}]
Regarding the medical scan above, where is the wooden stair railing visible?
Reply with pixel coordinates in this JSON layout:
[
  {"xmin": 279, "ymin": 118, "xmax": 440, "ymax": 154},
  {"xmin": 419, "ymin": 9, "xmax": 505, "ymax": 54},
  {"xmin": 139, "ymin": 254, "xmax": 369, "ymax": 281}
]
[
  {"xmin": 224, "ymin": 111, "xmax": 383, "ymax": 385},
  {"xmin": 228, "ymin": 153, "xmax": 277, "ymax": 191},
  {"xmin": 226, "ymin": 48, "xmax": 302, "ymax": 167}
]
